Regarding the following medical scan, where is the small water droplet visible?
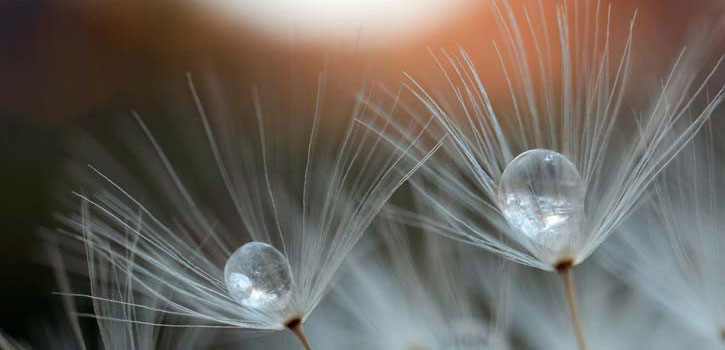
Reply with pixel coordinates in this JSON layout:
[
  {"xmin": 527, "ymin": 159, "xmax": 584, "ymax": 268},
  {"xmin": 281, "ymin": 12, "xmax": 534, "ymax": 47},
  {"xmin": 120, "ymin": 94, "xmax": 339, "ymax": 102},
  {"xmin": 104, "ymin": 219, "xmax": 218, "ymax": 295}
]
[
  {"xmin": 497, "ymin": 149, "xmax": 585, "ymax": 251},
  {"xmin": 224, "ymin": 242, "xmax": 293, "ymax": 311}
]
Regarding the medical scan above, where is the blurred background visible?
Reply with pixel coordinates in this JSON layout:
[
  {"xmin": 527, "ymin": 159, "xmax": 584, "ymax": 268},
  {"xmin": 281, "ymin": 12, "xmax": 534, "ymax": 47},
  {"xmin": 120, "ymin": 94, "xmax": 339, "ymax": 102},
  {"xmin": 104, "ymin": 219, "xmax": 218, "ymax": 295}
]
[{"xmin": 1, "ymin": 0, "xmax": 724, "ymax": 341}]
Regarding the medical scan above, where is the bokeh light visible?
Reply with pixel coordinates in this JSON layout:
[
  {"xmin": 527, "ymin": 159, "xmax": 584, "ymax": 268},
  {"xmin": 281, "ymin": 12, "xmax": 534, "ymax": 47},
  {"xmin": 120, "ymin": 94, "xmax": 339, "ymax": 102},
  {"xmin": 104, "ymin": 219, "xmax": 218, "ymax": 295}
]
[{"xmin": 205, "ymin": 0, "xmax": 475, "ymax": 47}]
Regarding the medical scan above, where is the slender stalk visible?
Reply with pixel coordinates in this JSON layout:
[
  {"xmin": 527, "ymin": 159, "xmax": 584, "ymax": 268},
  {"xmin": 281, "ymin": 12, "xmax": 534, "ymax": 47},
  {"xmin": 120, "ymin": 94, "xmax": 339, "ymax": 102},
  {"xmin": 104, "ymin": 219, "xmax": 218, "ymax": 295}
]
[
  {"xmin": 557, "ymin": 263, "xmax": 587, "ymax": 350},
  {"xmin": 286, "ymin": 318, "xmax": 312, "ymax": 350}
]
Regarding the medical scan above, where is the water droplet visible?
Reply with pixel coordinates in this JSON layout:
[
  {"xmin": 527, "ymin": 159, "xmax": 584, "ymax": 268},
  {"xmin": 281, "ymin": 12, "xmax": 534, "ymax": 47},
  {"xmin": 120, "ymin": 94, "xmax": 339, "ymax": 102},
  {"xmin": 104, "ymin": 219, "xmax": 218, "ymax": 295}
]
[
  {"xmin": 224, "ymin": 242, "xmax": 293, "ymax": 311},
  {"xmin": 497, "ymin": 149, "xmax": 585, "ymax": 251}
]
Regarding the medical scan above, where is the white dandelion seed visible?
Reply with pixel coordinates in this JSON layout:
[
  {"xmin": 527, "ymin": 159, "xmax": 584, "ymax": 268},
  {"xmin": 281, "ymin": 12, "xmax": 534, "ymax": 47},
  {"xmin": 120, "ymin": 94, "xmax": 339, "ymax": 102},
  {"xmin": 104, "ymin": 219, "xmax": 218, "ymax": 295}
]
[
  {"xmin": 600, "ymin": 126, "xmax": 725, "ymax": 346},
  {"xmin": 57, "ymin": 69, "xmax": 440, "ymax": 349},
  {"xmin": 360, "ymin": 1, "xmax": 724, "ymax": 348}
]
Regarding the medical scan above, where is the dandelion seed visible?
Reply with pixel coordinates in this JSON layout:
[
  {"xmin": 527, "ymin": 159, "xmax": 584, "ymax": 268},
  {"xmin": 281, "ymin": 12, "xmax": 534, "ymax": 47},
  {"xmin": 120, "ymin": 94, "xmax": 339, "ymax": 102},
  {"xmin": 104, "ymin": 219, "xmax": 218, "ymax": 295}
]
[
  {"xmin": 57, "ymin": 68, "xmax": 439, "ymax": 349},
  {"xmin": 361, "ymin": 1, "xmax": 724, "ymax": 348}
]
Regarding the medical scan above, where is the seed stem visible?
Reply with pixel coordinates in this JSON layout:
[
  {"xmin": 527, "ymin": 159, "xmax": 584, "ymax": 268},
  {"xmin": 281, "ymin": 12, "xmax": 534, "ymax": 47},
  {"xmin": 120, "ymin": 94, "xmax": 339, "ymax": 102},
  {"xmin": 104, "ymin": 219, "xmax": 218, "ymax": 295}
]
[
  {"xmin": 557, "ymin": 263, "xmax": 587, "ymax": 350},
  {"xmin": 286, "ymin": 318, "xmax": 312, "ymax": 350}
]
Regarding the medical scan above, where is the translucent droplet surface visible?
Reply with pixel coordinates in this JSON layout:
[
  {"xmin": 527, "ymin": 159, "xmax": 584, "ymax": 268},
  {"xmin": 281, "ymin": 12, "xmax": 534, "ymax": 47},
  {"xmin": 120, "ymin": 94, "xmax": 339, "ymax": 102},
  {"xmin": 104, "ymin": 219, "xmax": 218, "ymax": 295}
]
[
  {"xmin": 224, "ymin": 242, "xmax": 292, "ymax": 311},
  {"xmin": 497, "ymin": 149, "xmax": 585, "ymax": 250}
]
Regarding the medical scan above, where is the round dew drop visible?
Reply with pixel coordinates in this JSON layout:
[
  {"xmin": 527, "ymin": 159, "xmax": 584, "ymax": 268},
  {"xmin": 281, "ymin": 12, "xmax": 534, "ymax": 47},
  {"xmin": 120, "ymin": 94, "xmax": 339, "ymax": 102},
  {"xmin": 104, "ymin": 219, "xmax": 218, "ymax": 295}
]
[
  {"xmin": 497, "ymin": 149, "xmax": 585, "ymax": 252},
  {"xmin": 224, "ymin": 242, "xmax": 293, "ymax": 311}
]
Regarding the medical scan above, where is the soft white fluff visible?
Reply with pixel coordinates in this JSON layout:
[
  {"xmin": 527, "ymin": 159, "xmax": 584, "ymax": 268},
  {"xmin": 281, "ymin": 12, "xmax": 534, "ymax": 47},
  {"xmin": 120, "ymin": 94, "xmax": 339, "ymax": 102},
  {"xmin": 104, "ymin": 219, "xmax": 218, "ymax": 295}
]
[
  {"xmin": 601, "ymin": 128, "xmax": 725, "ymax": 345},
  {"xmin": 511, "ymin": 260, "xmax": 713, "ymax": 349},
  {"xmin": 241, "ymin": 212, "xmax": 512, "ymax": 349}
]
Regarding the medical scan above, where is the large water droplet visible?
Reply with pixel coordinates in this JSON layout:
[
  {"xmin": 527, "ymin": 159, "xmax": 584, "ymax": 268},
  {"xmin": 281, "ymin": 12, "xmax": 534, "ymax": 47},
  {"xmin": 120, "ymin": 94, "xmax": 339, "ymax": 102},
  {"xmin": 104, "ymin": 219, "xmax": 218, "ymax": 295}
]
[
  {"xmin": 497, "ymin": 149, "xmax": 585, "ymax": 251},
  {"xmin": 224, "ymin": 242, "xmax": 293, "ymax": 311}
]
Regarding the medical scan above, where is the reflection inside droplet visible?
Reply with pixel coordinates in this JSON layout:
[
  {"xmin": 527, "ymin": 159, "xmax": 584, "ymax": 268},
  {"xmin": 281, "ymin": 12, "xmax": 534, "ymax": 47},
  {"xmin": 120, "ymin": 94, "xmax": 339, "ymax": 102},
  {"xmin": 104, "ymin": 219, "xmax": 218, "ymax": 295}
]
[
  {"xmin": 224, "ymin": 242, "xmax": 293, "ymax": 311},
  {"xmin": 497, "ymin": 149, "xmax": 585, "ymax": 251}
]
